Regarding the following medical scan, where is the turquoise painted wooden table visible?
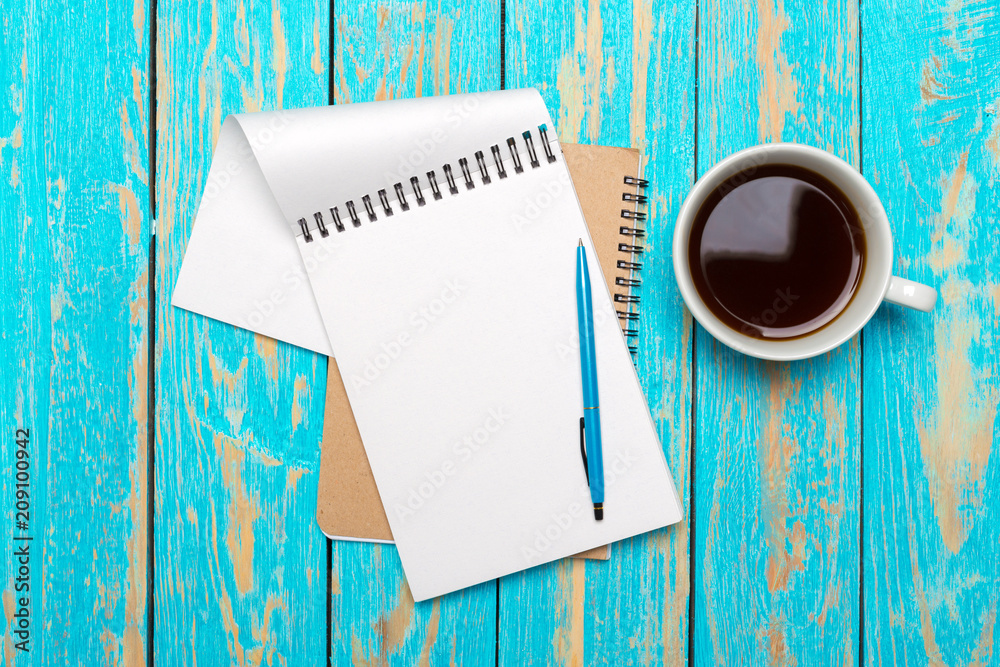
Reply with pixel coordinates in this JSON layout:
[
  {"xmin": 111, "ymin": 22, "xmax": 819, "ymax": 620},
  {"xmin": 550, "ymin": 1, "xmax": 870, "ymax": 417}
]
[{"xmin": 1, "ymin": 0, "xmax": 997, "ymax": 664}]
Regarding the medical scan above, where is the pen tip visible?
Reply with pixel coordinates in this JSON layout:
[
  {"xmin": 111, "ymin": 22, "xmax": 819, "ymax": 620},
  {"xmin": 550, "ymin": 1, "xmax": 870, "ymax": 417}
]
[
  {"xmin": 594, "ymin": 504, "xmax": 603, "ymax": 521},
  {"xmin": 578, "ymin": 238, "xmax": 583, "ymax": 247}
]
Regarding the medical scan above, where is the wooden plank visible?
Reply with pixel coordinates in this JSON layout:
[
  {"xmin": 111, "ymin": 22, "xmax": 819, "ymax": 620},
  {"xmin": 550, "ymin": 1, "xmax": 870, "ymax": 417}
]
[
  {"xmin": 499, "ymin": 1, "xmax": 695, "ymax": 664},
  {"xmin": 329, "ymin": 2, "xmax": 500, "ymax": 664},
  {"xmin": 693, "ymin": 0, "xmax": 861, "ymax": 663},
  {"xmin": 154, "ymin": 2, "xmax": 330, "ymax": 664},
  {"xmin": 0, "ymin": 1, "xmax": 151, "ymax": 663},
  {"xmin": 861, "ymin": 0, "xmax": 1000, "ymax": 663}
]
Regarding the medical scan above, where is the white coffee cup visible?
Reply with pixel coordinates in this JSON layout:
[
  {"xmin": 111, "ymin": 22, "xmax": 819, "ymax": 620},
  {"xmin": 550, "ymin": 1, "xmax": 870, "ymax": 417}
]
[{"xmin": 672, "ymin": 143, "xmax": 936, "ymax": 361}]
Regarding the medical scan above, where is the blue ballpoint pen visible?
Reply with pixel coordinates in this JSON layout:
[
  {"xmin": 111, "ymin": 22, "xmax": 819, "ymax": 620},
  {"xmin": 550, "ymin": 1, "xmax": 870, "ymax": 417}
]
[{"xmin": 576, "ymin": 239, "xmax": 605, "ymax": 520}]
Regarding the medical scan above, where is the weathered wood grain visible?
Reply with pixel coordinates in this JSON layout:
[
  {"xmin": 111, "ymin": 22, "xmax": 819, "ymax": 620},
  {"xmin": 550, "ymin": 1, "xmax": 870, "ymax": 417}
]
[
  {"xmin": 862, "ymin": 0, "xmax": 1000, "ymax": 663},
  {"xmin": 329, "ymin": 2, "xmax": 500, "ymax": 664},
  {"xmin": 155, "ymin": 2, "xmax": 329, "ymax": 664},
  {"xmin": 0, "ymin": 1, "xmax": 152, "ymax": 663},
  {"xmin": 694, "ymin": 0, "xmax": 861, "ymax": 664},
  {"xmin": 499, "ymin": 1, "xmax": 695, "ymax": 664},
  {"xmin": 1, "ymin": 0, "xmax": 996, "ymax": 663}
]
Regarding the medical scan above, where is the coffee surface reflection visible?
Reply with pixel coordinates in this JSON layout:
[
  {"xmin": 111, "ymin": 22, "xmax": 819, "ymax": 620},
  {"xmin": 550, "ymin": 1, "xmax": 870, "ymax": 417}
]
[{"xmin": 688, "ymin": 164, "xmax": 865, "ymax": 339}]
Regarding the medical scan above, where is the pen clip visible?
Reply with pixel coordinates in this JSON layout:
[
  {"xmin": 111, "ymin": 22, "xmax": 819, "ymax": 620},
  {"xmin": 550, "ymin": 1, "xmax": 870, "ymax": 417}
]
[{"xmin": 579, "ymin": 417, "xmax": 589, "ymax": 485}]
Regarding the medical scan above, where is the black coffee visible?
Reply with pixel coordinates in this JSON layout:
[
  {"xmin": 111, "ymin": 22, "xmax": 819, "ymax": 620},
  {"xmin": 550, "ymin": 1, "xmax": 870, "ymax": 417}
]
[{"xmin": 688, "ymin": 165, "xmax": 864, "ymax": 339}]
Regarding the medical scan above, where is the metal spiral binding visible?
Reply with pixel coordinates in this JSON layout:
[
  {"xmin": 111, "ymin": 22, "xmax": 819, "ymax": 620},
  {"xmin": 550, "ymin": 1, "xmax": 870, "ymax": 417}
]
[
  {"xmin": 295, "ymin": 125, "xmax": 557, "ymax": 242},
  {"xmin": 617, "ymin": 175, "xmax": 649, "ymax": 355}
]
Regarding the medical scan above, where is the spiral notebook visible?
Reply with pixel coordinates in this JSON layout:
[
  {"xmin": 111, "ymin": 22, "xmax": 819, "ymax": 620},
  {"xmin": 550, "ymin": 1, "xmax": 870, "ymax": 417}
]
[
  {"xmin": 317, "ymin": 142, "xmax": 650, "ymax": 564},
  {"xmin": 256, "ymin": 89, "xmax": 681, "ymax": 600},
  {"xmin": 172, "ymin": 89, "xmax": 681, "ymax": 600}
]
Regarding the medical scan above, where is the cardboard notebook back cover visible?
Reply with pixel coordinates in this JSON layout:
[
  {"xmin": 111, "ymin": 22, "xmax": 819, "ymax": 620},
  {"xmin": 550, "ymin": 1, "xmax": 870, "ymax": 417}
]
[{"xmin": 317, "ymin": 143, "xmax": 644, "ymax": 561}]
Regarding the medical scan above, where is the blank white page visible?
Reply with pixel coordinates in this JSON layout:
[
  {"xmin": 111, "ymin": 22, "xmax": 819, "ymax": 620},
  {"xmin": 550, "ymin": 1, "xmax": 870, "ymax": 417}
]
[
  {"xmin": 292, "ymin": 90, "xmax": 681, "ymax": 601},
  {"xmin": 171, "ymin": 117, "xmax": 334, "ymax": 355}
]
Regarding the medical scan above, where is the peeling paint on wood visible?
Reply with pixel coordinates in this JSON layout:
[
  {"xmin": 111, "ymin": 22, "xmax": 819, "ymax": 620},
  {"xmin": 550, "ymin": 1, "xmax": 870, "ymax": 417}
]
[
  {"xmin": 500, "ymin": 1, "xmax": 695, "ymax": 664},
  {"xmin": 695, "ymin": 0, "xmax": 861, "ymax": 664},
  {"xmin": 330, "ymin": 2, "xmax": 499, "ymax": 665},
  {"xmin": 155, "ymin": 1, "xmax": 329, "ymax": 664},
  {"xmin": 862, "ymin": 0, "xmax": 1000, "ymax": 663},
  {"xmin": 1, "ymin": 0, "xmax": 997, "ymax": 663},
  {"xmin": 0, "ymin": 0, "xmax": 152, "ymax": 662}
]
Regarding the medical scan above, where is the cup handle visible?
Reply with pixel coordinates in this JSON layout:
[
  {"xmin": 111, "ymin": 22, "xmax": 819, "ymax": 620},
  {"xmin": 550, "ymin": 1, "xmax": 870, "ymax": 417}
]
[{"xmin": 884, "ymin": 276, "xmax": 937, "ymax": 312}]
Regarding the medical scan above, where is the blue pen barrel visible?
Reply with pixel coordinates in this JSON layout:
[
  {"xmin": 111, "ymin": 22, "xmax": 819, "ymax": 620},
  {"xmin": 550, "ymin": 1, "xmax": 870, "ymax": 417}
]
[
  {"xmin": 584, "ymin": 409, "xmax": 604, "ymax": 503},
  {"xmin": 576, "ymin": 243, "xmax": 605, "ymax": 510}
]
